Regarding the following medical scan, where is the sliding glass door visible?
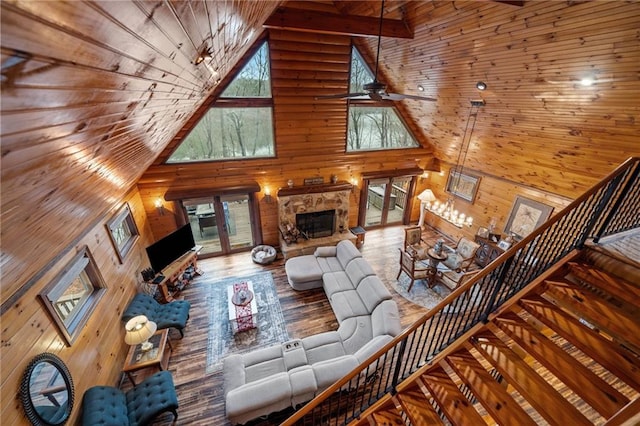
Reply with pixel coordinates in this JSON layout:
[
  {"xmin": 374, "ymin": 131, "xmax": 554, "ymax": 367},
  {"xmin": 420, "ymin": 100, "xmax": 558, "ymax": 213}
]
[
  {"xmin": 363, "ymin": 176, "xmax": 413, "ymax": 227},
  {"xmin": 182, "ymin": 194, "xmax": 254, "ymax": 256}
]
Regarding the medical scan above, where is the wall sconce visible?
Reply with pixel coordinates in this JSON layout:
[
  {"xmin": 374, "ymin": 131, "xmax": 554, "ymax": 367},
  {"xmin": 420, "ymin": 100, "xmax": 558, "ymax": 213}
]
[
  {"xmin": 476, "ymin": 81, "xmax": 487, "ymax": 91},
  {"xmin": 194, "ymin": 46, "xmax": 212, "ymax": 65},
  {"xmin": 154, "ymin": 198, "xmax": 165, "ymax": 216},
  {"xmin": 263, "ymin": 186, "xmax": 273, "ymax": 203},
  {"xmin": 350, "ymin": 177, "xmax": 359, "ymax": 192},
  {"xmin": 420, "ymin": 171, "xmax": 430, "ymax": 181}
]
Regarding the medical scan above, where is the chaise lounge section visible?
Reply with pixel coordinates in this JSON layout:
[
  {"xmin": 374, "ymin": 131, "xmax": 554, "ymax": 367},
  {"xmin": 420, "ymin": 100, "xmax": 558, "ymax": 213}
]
[{"xmin": 223, "ymin": 241, "xmax": 401, "ymax": 425}]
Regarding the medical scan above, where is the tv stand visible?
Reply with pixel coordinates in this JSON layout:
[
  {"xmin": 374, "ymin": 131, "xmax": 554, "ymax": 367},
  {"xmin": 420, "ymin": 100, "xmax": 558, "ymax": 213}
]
[{"xmin": 154, "ymin": 247, "xmax": 201, "ymax": 303}]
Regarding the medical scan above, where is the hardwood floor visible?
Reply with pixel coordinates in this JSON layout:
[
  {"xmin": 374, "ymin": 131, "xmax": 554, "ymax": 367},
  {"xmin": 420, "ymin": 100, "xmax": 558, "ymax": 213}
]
[{"xmin": 143, "ymin": 225, "xmax": 451, "ymax": 425}]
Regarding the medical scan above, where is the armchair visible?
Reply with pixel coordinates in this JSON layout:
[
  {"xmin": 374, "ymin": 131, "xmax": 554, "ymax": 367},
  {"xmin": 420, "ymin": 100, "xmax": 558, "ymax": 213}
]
[
  {"xmin": 122, "ymin": 293, "xmax": 191, "ymax": 338},
  {"xmin": 396, "ymin": 248, "xmax": 434, "ymax": 292},
  {"xmin": 403, "ymin": 226, "xmax": 429, "ymax": 258},
  {"xmin": 440, "ymin": 237, "xmax": 480, "ymax": 273},
  {"xmin": 82, "ymin": 371, "xmax": 178, "ymax": 426}
]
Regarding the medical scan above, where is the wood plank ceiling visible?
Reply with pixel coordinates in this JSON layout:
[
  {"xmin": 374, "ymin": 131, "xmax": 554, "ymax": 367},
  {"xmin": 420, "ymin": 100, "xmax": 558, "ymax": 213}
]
[{"xmin": 2, "ymin": 0, "xmax": 639, "ymax": 303}]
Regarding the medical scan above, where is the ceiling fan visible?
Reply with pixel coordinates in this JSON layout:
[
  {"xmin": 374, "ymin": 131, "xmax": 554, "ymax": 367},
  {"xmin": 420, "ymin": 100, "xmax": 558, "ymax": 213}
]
[{"xmin": 316, "ymin": 0, "xmax": 436, "ymax": 102}]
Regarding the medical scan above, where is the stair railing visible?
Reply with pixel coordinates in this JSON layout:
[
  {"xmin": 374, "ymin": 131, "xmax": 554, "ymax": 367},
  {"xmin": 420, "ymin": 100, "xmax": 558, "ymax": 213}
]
[{"xmin": 282, "ymin": 157, "xmax": 639, "ymax": 426}]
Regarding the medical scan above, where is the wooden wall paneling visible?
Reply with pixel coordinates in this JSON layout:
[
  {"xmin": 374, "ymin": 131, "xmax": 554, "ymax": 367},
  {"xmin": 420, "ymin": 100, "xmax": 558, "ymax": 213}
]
[{"xmin": 0, "ymin": 189, "xmax": 154, "ymax": 425}]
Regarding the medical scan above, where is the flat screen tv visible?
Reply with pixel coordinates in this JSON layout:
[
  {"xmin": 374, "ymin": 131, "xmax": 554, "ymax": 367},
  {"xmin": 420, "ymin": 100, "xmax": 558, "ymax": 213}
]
[{"xmin": 145, "ymin": 224, "xmax": 196, "ymax": 274}]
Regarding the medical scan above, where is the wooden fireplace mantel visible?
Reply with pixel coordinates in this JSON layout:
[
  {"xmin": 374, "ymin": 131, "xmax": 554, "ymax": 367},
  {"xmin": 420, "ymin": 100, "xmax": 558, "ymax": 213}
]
[{"xmin": 277, "ymin": 181, "xmax": 353, "ymax": 197}]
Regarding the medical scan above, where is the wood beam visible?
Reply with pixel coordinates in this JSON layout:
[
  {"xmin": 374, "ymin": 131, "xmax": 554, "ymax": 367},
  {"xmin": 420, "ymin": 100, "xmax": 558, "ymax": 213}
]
[{"xmin": 263, "ymin": 8, "xmax": 413, "ymax": 39}]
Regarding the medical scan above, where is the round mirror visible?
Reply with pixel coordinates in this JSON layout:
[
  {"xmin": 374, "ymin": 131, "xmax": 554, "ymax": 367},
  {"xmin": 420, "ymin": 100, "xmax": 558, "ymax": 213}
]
[{"xmin": 20, "ymin": 353, "xmax": 74, "ymax": 426}]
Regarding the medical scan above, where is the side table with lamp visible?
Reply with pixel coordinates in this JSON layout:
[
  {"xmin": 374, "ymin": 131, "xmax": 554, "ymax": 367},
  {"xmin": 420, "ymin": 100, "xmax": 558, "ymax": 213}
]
[{"xmin": 122, "ymin": 315, "xmax": 172, "ymax": 385}]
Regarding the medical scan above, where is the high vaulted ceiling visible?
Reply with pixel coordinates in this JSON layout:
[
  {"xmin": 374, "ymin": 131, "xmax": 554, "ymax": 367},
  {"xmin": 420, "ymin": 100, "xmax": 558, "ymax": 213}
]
[{"xmin": 1, "ymin": 1, "xmax": 639, "ymax": 290}]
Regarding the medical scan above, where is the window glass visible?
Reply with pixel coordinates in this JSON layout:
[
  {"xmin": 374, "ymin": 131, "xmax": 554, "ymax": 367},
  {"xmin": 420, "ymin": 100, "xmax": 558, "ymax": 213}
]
[
  {"xmin": 348, "ymin": 106, "xmax": 419, "ymax": 151},
  {"xmin": 168, "ymin": 41, "xmax": 274, "ymax": 163},
  {"xmin": 347, "ymin": 46, "xmax": 420, "ymax": 152}
]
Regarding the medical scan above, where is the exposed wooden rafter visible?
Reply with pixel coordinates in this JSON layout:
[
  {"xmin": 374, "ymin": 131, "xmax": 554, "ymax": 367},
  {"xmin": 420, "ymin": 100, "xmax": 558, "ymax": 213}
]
[{"xmin": 263, "ymin": 7, "xmax": 413, "ymax": 38}]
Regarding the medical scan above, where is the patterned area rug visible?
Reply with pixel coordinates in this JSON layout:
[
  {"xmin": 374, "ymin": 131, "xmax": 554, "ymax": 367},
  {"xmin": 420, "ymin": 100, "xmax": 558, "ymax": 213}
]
[
  {"xmin": 390, "ymin": 273, "xmax": 451, "ymax": 310},
  {"xmin": 199, "ymin": 271, "xmax": 289, "ymax": 373}
]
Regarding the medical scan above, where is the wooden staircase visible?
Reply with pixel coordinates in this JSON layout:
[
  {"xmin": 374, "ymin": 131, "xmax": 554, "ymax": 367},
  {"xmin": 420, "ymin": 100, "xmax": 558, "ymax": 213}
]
[{"xmin": 353, "ymin": 248, "xmax": 640, "ymax": 425}]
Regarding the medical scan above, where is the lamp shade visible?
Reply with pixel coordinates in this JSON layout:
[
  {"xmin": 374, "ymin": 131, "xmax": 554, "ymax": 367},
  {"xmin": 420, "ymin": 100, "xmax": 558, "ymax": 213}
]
[
  {"xmin": 124, "ymin": 315, "xmax": 157, "ymax": 347},
  {"xmin": 417, "ymin": 189, "xmax": 436, "ymax": 203}
]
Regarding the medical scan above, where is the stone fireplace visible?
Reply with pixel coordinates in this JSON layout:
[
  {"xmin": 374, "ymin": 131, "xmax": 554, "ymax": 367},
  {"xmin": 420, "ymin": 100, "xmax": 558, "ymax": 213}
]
[{"xmin": 277, "ymin": 182, "xmax": 356, "ymax": 258}]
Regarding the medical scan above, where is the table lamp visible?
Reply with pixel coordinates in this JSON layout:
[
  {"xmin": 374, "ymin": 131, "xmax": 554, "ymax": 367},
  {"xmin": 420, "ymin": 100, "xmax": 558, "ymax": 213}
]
[{"xmin": 124, "ymin": 315, "xmax": 157, "ymax": 352}]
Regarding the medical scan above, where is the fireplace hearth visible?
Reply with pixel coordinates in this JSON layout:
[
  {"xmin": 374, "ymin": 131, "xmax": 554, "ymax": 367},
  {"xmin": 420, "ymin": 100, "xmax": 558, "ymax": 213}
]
[{"xmin": 297, "ymin": 210, "xmax": 335, "ymax": 238}]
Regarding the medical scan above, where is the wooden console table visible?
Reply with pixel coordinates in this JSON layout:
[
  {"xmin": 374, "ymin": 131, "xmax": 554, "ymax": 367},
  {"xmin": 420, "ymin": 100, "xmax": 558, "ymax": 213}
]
[{"xmin": 154, "ymin": 248, "xmax": 201, "ymax": 303}]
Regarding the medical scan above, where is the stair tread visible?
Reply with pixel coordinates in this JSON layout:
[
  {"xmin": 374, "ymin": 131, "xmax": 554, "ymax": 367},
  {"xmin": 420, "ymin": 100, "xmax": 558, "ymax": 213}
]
[
  {"xmin": 491, "ymin": 314, "xmax": 629, "ymax": 418},
  {"xmin": 568, "ymin": 261, "xmax": 640, "ymax": 306},
  {"xmin": 471, "ymin": 329, "xmax": 593, "ymax": 426},
  {"xmin": 446, "ymin": 346, "xmax": 538, "ymax": 426},
  {"xmin": 519, "ymin": 294, "xmax": 640, "ymax": 393},
  {"xmin": 421, "ymin": 367, "xmax": 486, "ymax": 425},
  {"xmin": 544, "ymin": 280, "xmax": 640, "ymax": 351},
  {"xmin": 396, "ymin": 387, "xmax": 444, "ymax": 425},
  {"xmin": 370, "ymin": 398, "xmax": 405, "ymax": 425}
]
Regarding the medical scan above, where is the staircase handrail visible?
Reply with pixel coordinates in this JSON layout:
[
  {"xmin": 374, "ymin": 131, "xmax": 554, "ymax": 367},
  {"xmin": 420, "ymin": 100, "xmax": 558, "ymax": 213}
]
[{"xmin": 282, "ymin": 156, "xmax": 639, "ymax": 425}]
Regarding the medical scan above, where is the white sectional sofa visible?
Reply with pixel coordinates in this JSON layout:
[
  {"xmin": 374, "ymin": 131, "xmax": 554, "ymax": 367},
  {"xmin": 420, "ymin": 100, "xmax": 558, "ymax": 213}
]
[{"xmin": 223, "ymin": 240, "xmax": 401, "ymax": 425}]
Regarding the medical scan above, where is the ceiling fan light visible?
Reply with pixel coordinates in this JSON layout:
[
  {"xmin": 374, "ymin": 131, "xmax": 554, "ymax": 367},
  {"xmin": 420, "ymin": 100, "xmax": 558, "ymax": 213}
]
[{"xmin": 476, "ymin": 81, "xmax": 487, "ymax": 91}]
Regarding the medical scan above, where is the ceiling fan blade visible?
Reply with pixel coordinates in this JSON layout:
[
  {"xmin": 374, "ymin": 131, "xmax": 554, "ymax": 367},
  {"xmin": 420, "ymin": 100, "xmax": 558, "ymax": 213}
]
[
  {"xmin": 315, "ymin": 92, "xmax": 368, "ymax": 100},
  {"xmin": 383, "ymin": 92, "xmax": 437, "ymax": 102}
]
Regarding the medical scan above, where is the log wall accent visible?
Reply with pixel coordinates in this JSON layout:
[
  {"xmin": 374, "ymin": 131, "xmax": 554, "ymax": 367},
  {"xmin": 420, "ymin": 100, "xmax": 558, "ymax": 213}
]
[{"xmin": 0, "ymin": 189, "xmax": 153, "ymax": 425}]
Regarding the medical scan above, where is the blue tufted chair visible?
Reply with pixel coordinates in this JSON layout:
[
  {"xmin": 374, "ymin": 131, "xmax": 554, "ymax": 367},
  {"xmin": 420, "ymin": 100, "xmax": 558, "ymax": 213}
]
[
  {"xmin": 122, "ymin": 294, "xmax": 191, "ymax": 338},
  {"xmin": 82, "ymin": 371, "xmax": 178, "ymax": 426}
]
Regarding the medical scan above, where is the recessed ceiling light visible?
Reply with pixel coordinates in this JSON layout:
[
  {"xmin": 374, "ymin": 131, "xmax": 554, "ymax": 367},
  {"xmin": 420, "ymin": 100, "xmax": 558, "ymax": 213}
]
[
  {"xmin": 417, "ymin": 85, "xmax": 424, "ymax": 92},
  {"xmin": 476, "ymin": 81, "xmax": 487, "ymax": 91}
]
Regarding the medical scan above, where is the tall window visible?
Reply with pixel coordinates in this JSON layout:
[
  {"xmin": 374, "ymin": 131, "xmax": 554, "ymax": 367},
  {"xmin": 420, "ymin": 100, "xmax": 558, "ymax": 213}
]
[
  {"xmin": 168, "ymin": 42, "xmax": 275, "ymax": 162},
  {"xmin": 347, "ymin": 47, "xmax": 419, "ymax": 152}
]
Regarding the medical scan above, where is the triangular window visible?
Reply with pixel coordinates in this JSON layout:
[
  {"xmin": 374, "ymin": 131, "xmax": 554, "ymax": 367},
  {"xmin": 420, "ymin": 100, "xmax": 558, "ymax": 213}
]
[
  {"xmin": 168, "ymin": 42, "xmax": 274, "ymax": 163},
  {"xmin": 347, "ymin": 46, "xmax": 419, "ymax": 152}
]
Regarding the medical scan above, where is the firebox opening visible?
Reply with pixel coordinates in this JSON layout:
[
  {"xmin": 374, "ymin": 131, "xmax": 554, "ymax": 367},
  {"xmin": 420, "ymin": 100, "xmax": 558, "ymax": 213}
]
[{"xmin": 296, "ymin": 210, "xmax": 335, "ymax": 239}]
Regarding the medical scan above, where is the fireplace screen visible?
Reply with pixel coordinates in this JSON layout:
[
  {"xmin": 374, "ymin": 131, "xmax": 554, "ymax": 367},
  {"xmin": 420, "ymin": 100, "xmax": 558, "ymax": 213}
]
[{"xmin": 296, "ymin": 210, "xmax": 335, "ymax": 238}]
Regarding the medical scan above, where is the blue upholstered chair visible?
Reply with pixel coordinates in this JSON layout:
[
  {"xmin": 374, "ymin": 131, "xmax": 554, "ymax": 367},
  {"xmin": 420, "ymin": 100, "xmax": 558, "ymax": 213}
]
[
  {"xmin": 82, "ymin": 371, "xmax": 178, "ymax": 426},
  {"xmin": 122, "ymin": 294, "xmax": 191, "ymax": 338}
]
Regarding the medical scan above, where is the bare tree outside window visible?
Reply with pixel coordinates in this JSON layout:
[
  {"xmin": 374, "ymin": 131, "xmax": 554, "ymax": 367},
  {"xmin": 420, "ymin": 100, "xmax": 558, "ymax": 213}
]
[
  {"xmin": 347, "ymin": 47, "xmax": 419, "ymax": 152},
  {"xmin": 168, "ymin": 42, "xmax": 274, "ymax": 163}
]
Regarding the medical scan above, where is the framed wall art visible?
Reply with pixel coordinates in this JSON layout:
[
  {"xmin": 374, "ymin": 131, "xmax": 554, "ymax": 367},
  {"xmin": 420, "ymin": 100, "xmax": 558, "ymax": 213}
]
[
  {"xmin": 446, "ymin": 168, "xmax": 480, "ymax": 203},
  {"xmin": 504, "ymin": 195, "xmax": 553, "ymax": 240}
]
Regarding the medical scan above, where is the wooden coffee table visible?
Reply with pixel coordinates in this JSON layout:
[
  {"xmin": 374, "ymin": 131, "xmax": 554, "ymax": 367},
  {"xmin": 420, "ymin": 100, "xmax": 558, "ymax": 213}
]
[
  {"xmin": 227, "ymin": 281, "xmax": 258, "ymax": 333},
  {"xmin": 122, "ymin": 329, "xmax": 172, "ymax": 385}
]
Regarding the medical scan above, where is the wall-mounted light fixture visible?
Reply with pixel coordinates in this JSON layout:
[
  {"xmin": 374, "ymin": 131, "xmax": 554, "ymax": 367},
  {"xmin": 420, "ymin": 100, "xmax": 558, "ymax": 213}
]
[
  {"xmin": 476, "ymin": 81, "xmax": 487, "ymax": 91},
  {"xmin": 194, "ymin": 46, "xmax": 212, "ymax": 66},
  {"xmin": 417, "ymin": 84, "xmax": 425, "ymax": 92},
  {"xmin": 263, "ymin": 186, "xmax": 273, "ymax": 203},
  {"xmin": 350, "ymin": 177, "xmax": 359, "ymax": 192},
  {"xmin": 420, "ymin": 171, "xmax": 430, "ymax": 181},
  {"xmin": 154, "ymin": 198, "xmax": 165, "ymax": 216}
]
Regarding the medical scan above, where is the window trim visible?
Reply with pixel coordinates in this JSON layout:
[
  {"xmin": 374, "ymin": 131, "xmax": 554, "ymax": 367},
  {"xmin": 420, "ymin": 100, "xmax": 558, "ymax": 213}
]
[
  {"xmin": 38, "ymin": 246, "xmax": 107, "ymax": 346},
  {"xmin": 106, "ymin": 203, "xmax": 139, "ymax": 263}
]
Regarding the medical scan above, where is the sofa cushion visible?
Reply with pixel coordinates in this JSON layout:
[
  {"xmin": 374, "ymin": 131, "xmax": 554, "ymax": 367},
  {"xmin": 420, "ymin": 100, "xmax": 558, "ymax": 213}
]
[
  {"xmin": 122, "ymin": 293, "xmax": 191, "ymax": 337},
  {"xmin": 242, "ymin": 345, "xmax": 286, "ymax": 383},
  {"xmin": 335, "ymin": 240, "xmax": 362, "ymax": 269},
  {"xmin": 322, "ymin": 271, "xmax": 355, "ymax": 298},
  {"xmin": 353, "ymin": 335, "xmax": 394, "ymax": 364},
  {"xmin": 225, "ymin": 372, "xmax": 292, "ymax": 425},
  {"xmin": 329, "ymin": 290, "xmax": 369, "ymax": 322},
  {"xmin": 312, "ymin": 355, "xmax": 360, "ymax": 391},
  {"xmin": 315, "ymin": 255, "xmax": 345, "ymax": 273},
  {"xmin": 372, "ymin": 300, "xmax": 402, "ymax": 338},
  {"xmin": 282, "ymin": 339, "xmax": 307, "ymax": 370},
  {"xmin": 344, "ymin": 257, "xmax": 376, "ymax": 288},
  {"xmin": 337, "ymin": 316, "xmax": 373, "ymax": 355},
  {"xmin": 302, "ymin": 331, "xmax": 346, "ymax": 364},
  {"xmin": 288, "ymin": 365, "xmax": 318, "ymax": 407},
  {"xmin": 356, "ymin": 276, "xmax": 392, "ymax": 313},
  {"xmin": 285, "ymin": 255, "xmax": 324, "ymax": 290}
]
